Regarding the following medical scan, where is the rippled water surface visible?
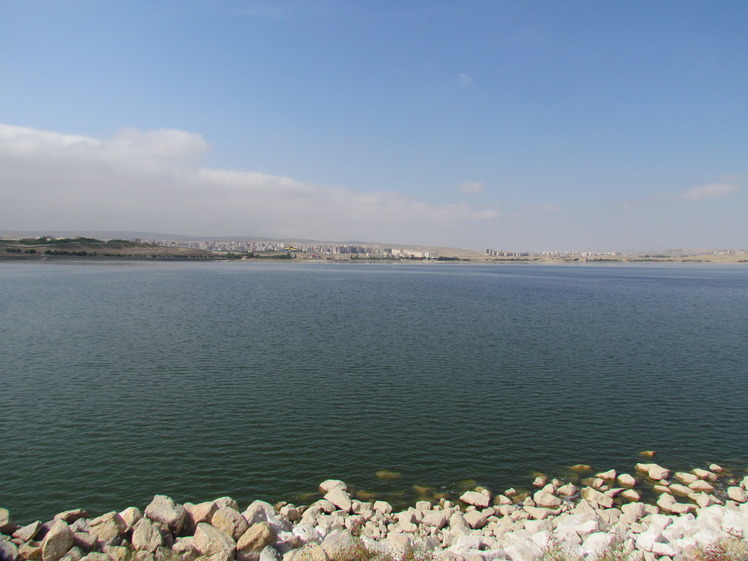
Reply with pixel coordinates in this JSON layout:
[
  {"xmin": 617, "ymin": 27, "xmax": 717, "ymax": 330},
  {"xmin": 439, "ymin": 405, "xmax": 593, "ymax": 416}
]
[{"xmin": 1, "ymin": 261, "xmax": 746, "ymax": 522}]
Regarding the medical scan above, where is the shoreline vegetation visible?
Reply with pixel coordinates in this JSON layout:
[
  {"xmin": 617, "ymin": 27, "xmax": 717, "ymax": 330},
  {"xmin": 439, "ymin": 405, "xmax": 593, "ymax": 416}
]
[
  {"xmin": 1, "ymin": 237, "xmax": 746, "ymax": 264},
  {"xmin": 2, "ymin": 456, "xmax": 748, "ymax": 561}
]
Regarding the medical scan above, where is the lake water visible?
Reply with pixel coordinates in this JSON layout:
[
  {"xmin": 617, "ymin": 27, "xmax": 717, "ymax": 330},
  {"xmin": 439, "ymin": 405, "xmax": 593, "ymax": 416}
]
[{"xmin": 1, "ymin": 261, "xmax": 746, "ymax": 523}]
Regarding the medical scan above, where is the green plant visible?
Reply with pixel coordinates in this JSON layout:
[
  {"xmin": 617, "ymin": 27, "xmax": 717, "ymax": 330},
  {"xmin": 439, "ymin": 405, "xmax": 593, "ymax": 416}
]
[
  {"xmin": 594, "ymin": 533, "xmax": 634, "ymax": 561},
  {"xmin": 541, "ymin": 536, "xmax": 583, "ymax": 561},
  {"xmin": 694, "ymin": 537, "xmax": 748, "ymax": 561}
]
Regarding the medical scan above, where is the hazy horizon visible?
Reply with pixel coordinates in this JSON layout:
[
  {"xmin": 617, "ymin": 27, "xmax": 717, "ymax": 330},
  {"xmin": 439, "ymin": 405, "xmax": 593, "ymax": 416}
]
[{"xmin": 1, "ymin": 1, "xmax": 746, "ymax": 251}]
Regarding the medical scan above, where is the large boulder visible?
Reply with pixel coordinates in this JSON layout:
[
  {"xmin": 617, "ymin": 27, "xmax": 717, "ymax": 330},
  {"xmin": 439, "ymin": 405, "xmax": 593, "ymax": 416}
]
[
  {"xmin": 132, "ymin": 518, "xmax": 164, "ymax": 553},
  {"xmin": 0, "ymin": 509, "xmax": 16, "ymax": 535},
  {"xmin": 618, "ymin": 474, "xmax": 636, "ymax": 488},
  {"xmin": 320, "ymin": 530, "xmax": 357, "ymax": 560},
  {"xmin": 236, "ymin": 522, "xmax": 275, "ymax": 561},
  {"xmin": 13, "ymin": 521, "xmax": 42, "ymax": 542},
  {"xmin": 675, "ymin": 472, "xmax": 698, "ymax": 485},
  {"xmin": 648, "ymin": 464, "xmax": 671, "ymax": 481},
  {"xmin": 580, "ymin": 487, "xmax": 614, "ymax": 509},
  {"xmin": 322, "ymin": 489, "xmax": 351, "ymax": 514},
  {"xmin": 463, "ymin": 510, "xmax": 489, "ymax": 529},
  {"xmin": 88, "ymin": 513, "xmax": 126, "ymax": 548},
  {"xmin": 72, "ymin": 531, "xmax": 98, "ymax": 552},
  {"xmin": 459, "ymin": 490, "xmax": 492, "ymax": 508},
  {"xmin": 120, "ymin": 507, "xmax": 143, "ymax": 532},
  {"xmin": 0, "ymin": 539, "xmax": 19, "ymax": 561},
  {"xmin": 318, "ymin": 481, "xmax": 347, "ymax": 493},
  {"xmin": 54, "ymin": 511, "xmax": 89, "ymax": 525},
  {"xmin": 689, "ymin": 480, "xmax": 715, "ymax": 493},
  {"xmin": 212, "ymin": 498, "xmax": 239, "ymax": 512},
  {"xmin": 242, "ymin": 502, "xmax": 276, "ymax": 527},
  {"xmin": 288, "ymin": 544, "xmax": 329, "ymax": 561},
  {"xmin": 533, "ymin": 490, "xmax": 562, "ymax": 508},
  {"xmin": 19, "ymin": 541, "xmax": 43, "ymax": 560},
  {"xmin": 184, "ymin": 503, "xmax": 217, "ymax": 534},
  {"xmin": 193, "ymin": 523, "xmax": 235, "ymax": 560},
  {"xmin": 727, "ymin": 486, "xmax": 747, "ymax": 503},
  {"xmin": 144, "ymin": 496, "xmax": 186, "ymax": 535},
  {"xmin": 421, "ymin": 510, "xmax": 448, "ymax": 530},
  {"xmin": 211, "ymin": 508, "xmax": 249, "ymax": 541},
  {"xmin": 41, "ymin": 520, "xmax": 74, "ymax": 561}
]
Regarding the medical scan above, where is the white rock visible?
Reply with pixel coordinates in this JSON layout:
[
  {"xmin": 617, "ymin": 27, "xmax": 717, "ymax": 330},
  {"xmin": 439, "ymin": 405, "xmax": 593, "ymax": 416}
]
[
  {"xmin": 656, "ymin": 493, "xmax": 677, "ymax": 513},
  {"xmin": 621, "ymin": 503, "xmax": 646, "ymax": 520},
  {"xmin": 421, "ymin": 510, "xmax": 449, "ymax": 530},
  {"xmin": 581, "ymin": 532, "xmax": 612, "ymax": 558},
  {"xmin": 621, "ymin": 489, "xmax": 641, "ymax": 502},
  {"xmin": 635, "ymin": 527, "xmax": 665, "ymax": 552},
  {"xmin": 689, "ymin": 480, "xmax": 715, "ymax": 493},
  {"xmin": 144, "ymin": 496, "xmax": 186, "ymax": 534},
  {"xmin": 533, "ymin": 490, "xmax": 562, "ymax": 508},
  {"xmin": 131, "ymin": 519, "xmax": 163, "ymax": 553},
  {"xmin": 88, "ymin": 513, "xmax": 127, "ymax": 547},
  {"xmin": 618, "ymin": 474, "xmax": 637, "ymax": 487},
  {"xmin": 693, "ymin": 493, "xmax": 722, "ymax": 508},
  {"xmin": 193, "ymin": 523, "xmax": 236, "ymax": 558},
  {"xmin": 318, "ymin": 480, "xmax": 347, "ymax": 493},
  {"xmin": 648, "ymin": 464, "xmax": 671, "ymax": 481},
  {"xmin": 580, "ymin": 487, "xmax": 614, "ymax": 509},
  {"xmin": 372, "ymin": 501, "xmax": 392, "ymax": 515},
  {"xmin": 651, "ymin": 542, "xmax": 677, "ymax": 557},
  {"xmin": 13, "ymin": 521, "xmax": 42, "ymax": 542},
  {"xmin": 596, "ymin": 469, "xmax": 617, "ymax": 481},
  {"xmin": 213, "ymin": 497, "xmax": 239, "ymax": 511},
  {"xmin": 288, "ymin": 543, "xmax": 329, "ymax": 561},
  {"xmin": 557, "ymin": 484, "xmax": 578, "ymax": 497},
  {"xmin": 675, "ymin": 472, "xmax": 698, "ymax": 485},
  {"xmin": 213, "ymin": 507, "xmax": 250, "ymax": 541},
  {"xmin": 692, "ymin": 468, "xmax": 717, "ymax": 481},
  {"xmin": 532, "ymin": 475, "xmax": 548, "ymax": 488},
  {"xmin": 184, "ymin": 502, "xmax": 218, "ymax": 532},
  {"xmin": 119, "ymin": 507, "xmax": 143, "ymax": 532},
  {"xmin": 524, "ymin": 506, "xmax": 554, "ymax": 520},
  {"xmin": 503, "ymin": 539, "xmax": 543, "ymax": 561},
  {"xmin": 669, "ymin": 484, "xmax": 692, "ymax": 497},
  {"xmin": 727, "ymin": 486, "xmax": 748, "ymax": 503},
  {"xmin": 524, "ymin": 519, "xmax": 553, "ymax": 533},
  {"xmin": 259, "ymin": 546, "xmax": 280, "ymax": 561},
  {"xmin": 460, "ymin": 490, "xmax": 492, "ymax": 508},
  {"xmin": 291, "ymin": 523, "xmax": 322, "ymax": 545},
  {"xmin": 463, "ymin": 510, "xmax": 489, "ymax": 529},
  {"xmin": 319, "ymin": 529, "xmax": 356, "ymax": 560},
  {"xmin": 42, "ymin": 520, "xmax": 74, "ymax": 561},
  {"xmin": 323, "ymin": 489, "xmax": 352, "ymax": 513}
]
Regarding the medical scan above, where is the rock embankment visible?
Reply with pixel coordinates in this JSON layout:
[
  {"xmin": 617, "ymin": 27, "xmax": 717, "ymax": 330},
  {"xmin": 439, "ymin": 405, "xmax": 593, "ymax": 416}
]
[{"xmin": 2, "ymin": 461, "xmax": 748, "ymax": 561}]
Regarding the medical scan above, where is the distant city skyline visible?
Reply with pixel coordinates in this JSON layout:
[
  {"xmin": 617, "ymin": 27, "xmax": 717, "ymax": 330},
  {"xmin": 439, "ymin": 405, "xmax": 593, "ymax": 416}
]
[{"xmin": 1, "ymin": 1, "xmax": 747, "ymax": 251}]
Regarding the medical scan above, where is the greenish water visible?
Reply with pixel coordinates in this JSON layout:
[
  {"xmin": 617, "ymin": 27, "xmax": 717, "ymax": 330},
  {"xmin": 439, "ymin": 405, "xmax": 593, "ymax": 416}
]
[{"xmin": 1, "ymin": 261, "xmax": 746, "ymax": 522}]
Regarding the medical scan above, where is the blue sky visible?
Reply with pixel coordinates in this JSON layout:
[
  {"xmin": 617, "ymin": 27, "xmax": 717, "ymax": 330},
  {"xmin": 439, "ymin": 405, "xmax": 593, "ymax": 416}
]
[{"xmin": 1, "ymin": 0, "xmax": 747, "ymax": 250}]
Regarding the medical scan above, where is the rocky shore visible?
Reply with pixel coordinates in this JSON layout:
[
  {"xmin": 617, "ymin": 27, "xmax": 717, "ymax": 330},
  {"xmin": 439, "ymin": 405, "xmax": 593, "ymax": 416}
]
[{"xmin": 2, "ymin": 459, "xmax": 748, "ymax": 561}]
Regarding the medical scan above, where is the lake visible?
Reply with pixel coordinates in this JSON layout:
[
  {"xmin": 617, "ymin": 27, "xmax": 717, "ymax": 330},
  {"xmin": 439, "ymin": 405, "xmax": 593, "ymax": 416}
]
[{"xmin": 1, "ymin": 261, "xmax": 746, "ymax": 522}]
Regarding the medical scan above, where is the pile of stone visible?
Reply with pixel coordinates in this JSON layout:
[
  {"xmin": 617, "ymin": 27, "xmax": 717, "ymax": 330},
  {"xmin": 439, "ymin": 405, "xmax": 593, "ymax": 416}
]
[{"xmin": 2, "ymin": 461, "xmax": 748, "ymax": 561}]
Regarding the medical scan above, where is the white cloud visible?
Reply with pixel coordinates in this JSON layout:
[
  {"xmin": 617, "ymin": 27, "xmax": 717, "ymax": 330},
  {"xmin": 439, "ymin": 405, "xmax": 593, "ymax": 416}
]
[
  {"xmin": 458, "ymin": 73, "xmax": 473, "ymax": 86},
  {"xmin": 0, "ymin": 123, "xmax": 499, "ymax": 245},
  {"xmin": 675, "ymin": 182, "xmax": 742, "ymax": 201},
  {"xmin": 618, "ymin": 179, "xmax": 743, "ymax": 209},
  {"xmin": 459, "ymin": 181, "xmax": 483, "ymax": 194}
]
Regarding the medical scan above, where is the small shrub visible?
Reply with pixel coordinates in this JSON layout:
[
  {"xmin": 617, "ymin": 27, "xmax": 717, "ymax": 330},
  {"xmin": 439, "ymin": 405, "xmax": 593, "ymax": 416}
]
[
  {"xmin": 542, "ymin": 536, "xmax": 583, "ymax": 561},
  {"xmin": 595, "ymin": 533, "xmax": 634, "ymax": 561},
  {"xmin": 694, "ymin": 538, "xmax": 748, "ymax": 561}
]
